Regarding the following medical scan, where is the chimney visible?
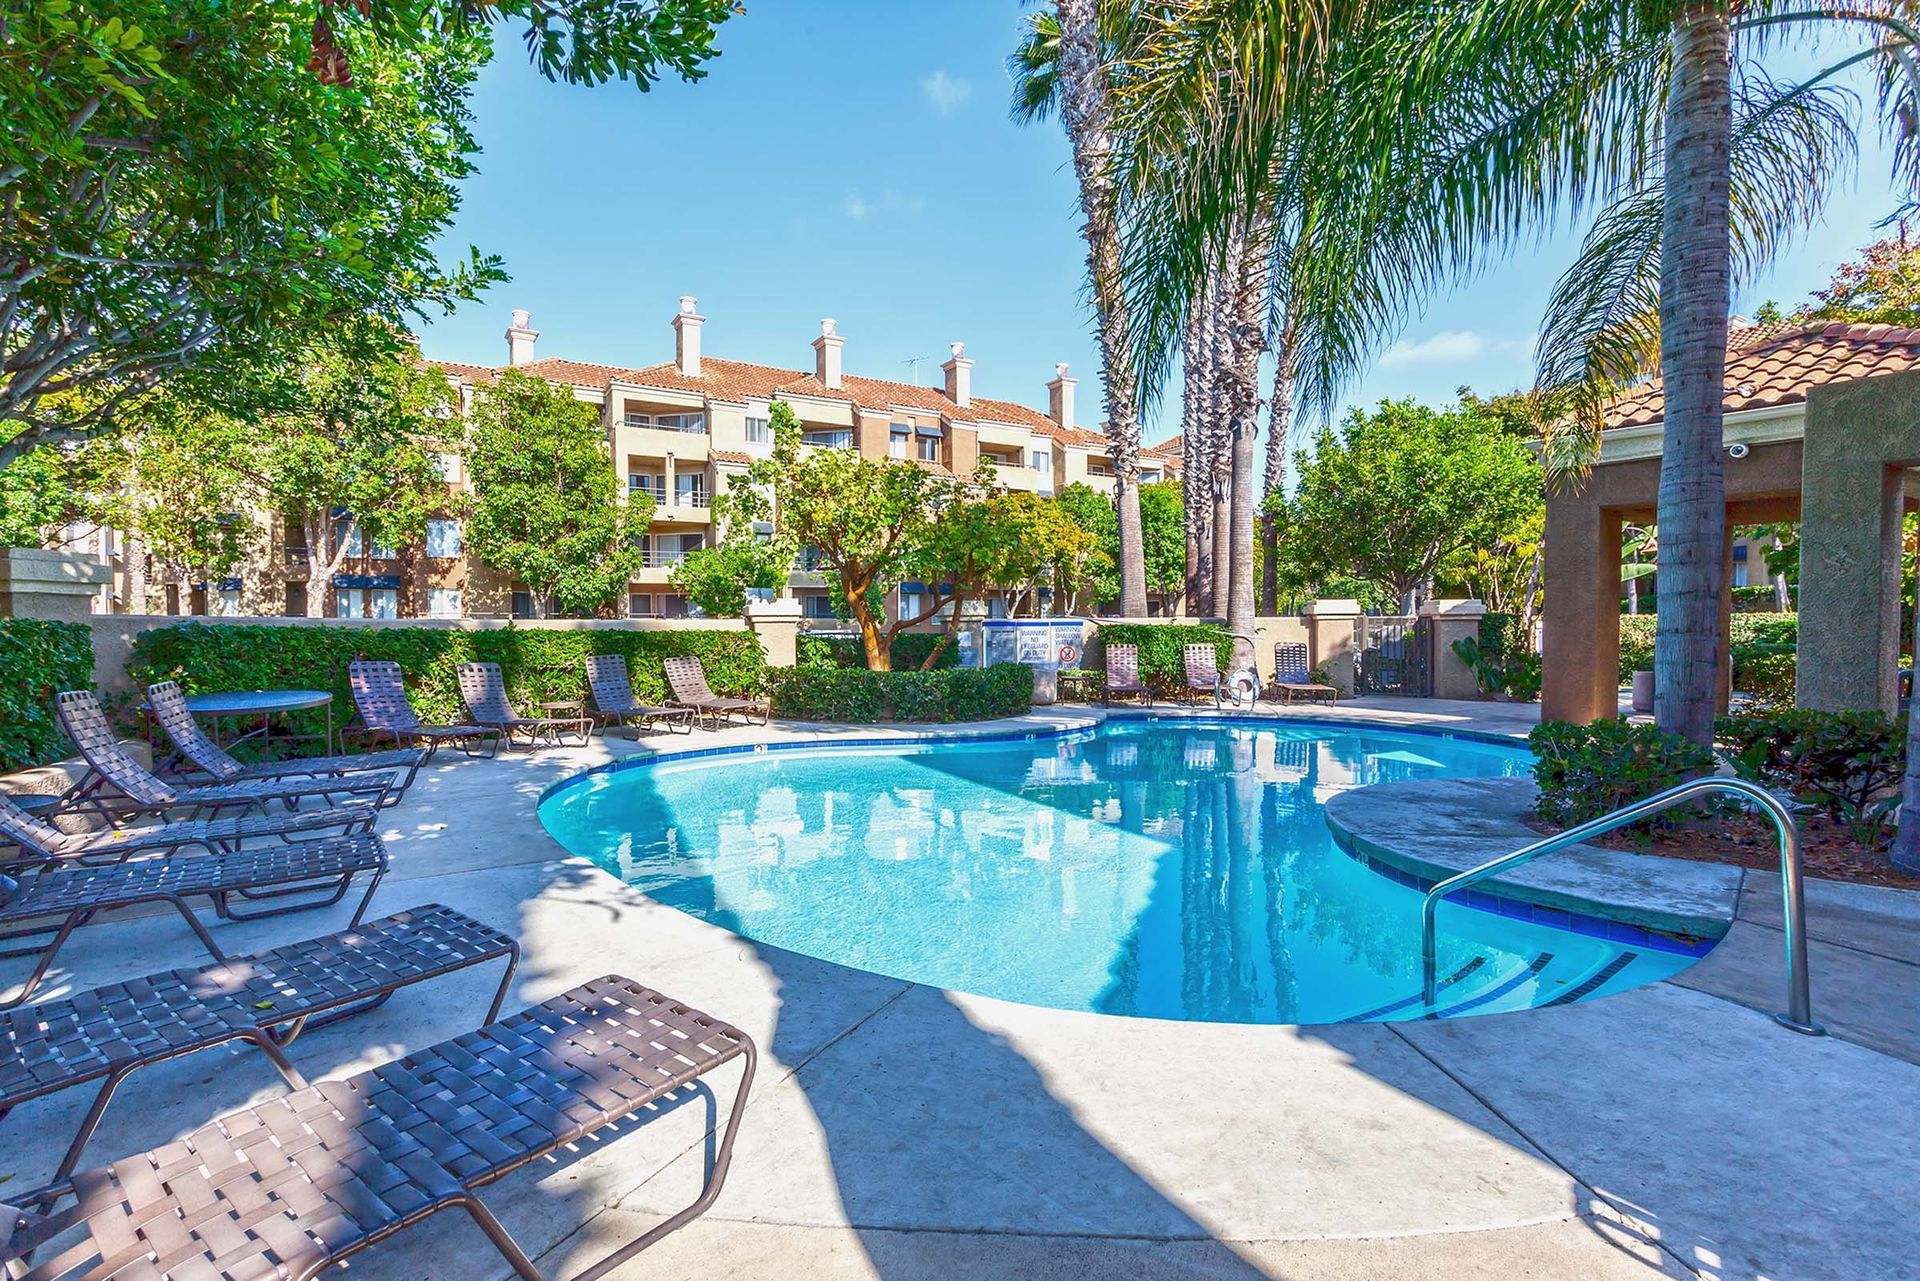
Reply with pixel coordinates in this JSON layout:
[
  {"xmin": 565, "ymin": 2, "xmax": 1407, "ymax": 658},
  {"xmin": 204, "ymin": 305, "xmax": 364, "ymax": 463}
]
[
  {"xmin": 942, "ymin": 341, "xmax": 972, "ymax": 408},
  {"xmin": 812, "ymin": 318, "xmax": 844, "ymax": 389},
  {"xmin": 505, "ymin": 309, "xmax": 538, "ymax": 367},
  {"xmin": 1046, "ymin": 361, "xmax": 1076, "ymax": 428},
  {"xmin": 672, "ymin": 296, "xmax": 704, "ymax": 377}
]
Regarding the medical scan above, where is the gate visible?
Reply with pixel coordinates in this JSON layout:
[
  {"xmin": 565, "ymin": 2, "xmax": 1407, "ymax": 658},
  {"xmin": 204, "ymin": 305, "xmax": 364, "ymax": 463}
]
[{"xmin": 1353, "ymin": 615, "xmax": 1434, "ymax": 696}]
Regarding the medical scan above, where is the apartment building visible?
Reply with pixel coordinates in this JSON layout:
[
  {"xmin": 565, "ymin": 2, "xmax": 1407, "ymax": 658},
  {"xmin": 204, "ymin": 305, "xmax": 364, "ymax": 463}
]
[{"xmin": 79, "ymin": 299, "xmax": 1181, "ymax": 620}]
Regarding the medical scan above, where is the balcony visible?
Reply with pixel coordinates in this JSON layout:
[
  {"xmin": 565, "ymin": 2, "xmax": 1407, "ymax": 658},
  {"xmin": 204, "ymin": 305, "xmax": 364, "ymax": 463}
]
[
  {"xmin": 637, "ymin": 548, "xmax": 691, "ymax": 567},
  {"xmin": 623, "ymin": 412, "xmax": 706, "ymax": 435}
]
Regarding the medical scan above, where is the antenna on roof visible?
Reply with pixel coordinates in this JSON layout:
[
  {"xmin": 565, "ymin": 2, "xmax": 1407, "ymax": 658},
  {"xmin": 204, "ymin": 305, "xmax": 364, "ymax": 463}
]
[{"xmin": 901, "ymin": 355, "xmax": 932, "ymax": 383}]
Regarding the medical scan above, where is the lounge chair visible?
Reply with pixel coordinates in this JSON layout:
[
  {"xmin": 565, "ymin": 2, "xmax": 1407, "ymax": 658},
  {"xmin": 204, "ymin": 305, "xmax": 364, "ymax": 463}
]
[
  {"xmin": 0, "ymin": 828, "xmax": 388, "ymax": 1008},
  {"xmin": 586, "ymin": 654, "xmax": 694, "ymax": 738},
  {"xmin": 145, "ymin": 680, "xmax": 427, "ymax": 807},
  {"xmin": 456, "ymin": 661, "xmax": 593, "ymax": 749},
  {"xmin": 1181, "ymin": 643, "xmax": 1223, "ymax": 707},
  {"xmin": 0, "ymin": 779, "xmax": 378, "ymax": 868},
  {"xmin": 664, "ymin": 654, "xmax": 770, "ymax": 728},
  {"xmin": 54, "ymin": 691, "xmax": 396, "ymax": 826},
  {"xmin": 1271, "ymin": 642, "xmax": 1339, "ymax": 704},
  {"xmin": 2, "ymin": 903, "xmax": 518, "ymax": 1188},
  {"xmin": 3, "ymin": 975, "xmax": 755, "ymax": 1281},
  {"xmin": 1102, "ymin": 644, "xmax": 1154, "ymax": 707},
  {"xmin": 348, "ymin": 659, "xmax": 501, "ymax": 760}
]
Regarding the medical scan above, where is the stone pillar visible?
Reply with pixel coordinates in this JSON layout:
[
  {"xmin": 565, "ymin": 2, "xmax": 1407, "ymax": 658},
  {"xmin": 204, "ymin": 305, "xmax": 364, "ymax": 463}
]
[
  {"xmin": 1419, "ymin": 598, "xmax": 1487, "ymax": 701},
  {"xmin": 746, "ymin": 598, "xmax": 803, "ymax": 668},
  {"xmin": 1541, "ymin": 489, "xmax": 1623, "ymax": 725},
  {"xmin": 0, "ymin": 548, "xmax": 111, "ymax": 623},
  {"xmin": 1799, "ymin": 453, "xmax": 1906, "ymax": 714},
  {"xmin": 1304, "ymin": 598, "xmax": 1363, "ymax": 695}
]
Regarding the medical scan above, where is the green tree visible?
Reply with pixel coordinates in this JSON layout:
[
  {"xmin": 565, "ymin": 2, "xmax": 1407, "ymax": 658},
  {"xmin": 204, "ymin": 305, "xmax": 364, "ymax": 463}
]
[
  {"xmin": 250, "ymin": 325, "xmax": 459, "ymax": 617},
  {"xmin": 748, "ymin": 400, "xmax": 971, "ymax": 670},
  {"xmin": 1796, "ymin": 231, "xmax": 1920, "ymax": 327},
  {"xmin": 465, "ymin": 370, "xmax": 649, "ymax": 616},
  {"xmin": 1, "ymin": 0, "xmax": 500, "ymax": 469},
  {"xmin": 914, "ymin": 490, "xmax": 1097, "ymax": 661},
  {"xmin": 1057, "ymin": 479, "xmax": 1184, "ymax": 611},
  {"xmin": 1270, "ymin": 399, "xmax": 1541, "ymax": 612},
  {"xmin": 670, "ymin": 472, "xmax": 795, "ymax": 617}
]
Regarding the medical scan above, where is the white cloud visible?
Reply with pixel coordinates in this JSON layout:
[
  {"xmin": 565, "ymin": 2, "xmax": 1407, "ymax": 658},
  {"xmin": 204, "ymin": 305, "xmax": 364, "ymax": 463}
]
[
  {"xmin": 844, "ymin": 192, "xmax": 869, "ymax": 220},
  {"xmin": 920, "ymin": 70, "xmax": 973, "ymax": 116},
  {"xmin": 1377, "ymin": 329, "xmax": 1533, "ymax": 369}
]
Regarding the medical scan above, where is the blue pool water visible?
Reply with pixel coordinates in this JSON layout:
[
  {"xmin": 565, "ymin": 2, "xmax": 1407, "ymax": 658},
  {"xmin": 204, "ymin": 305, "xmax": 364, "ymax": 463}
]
[{"xmin": 537, "ymin": 720, "xmax": 1711, "ymax": 1024}]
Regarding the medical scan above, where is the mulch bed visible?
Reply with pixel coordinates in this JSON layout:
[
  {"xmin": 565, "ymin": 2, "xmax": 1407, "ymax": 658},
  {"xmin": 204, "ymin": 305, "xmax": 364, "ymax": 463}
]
[{"xmin": 1530, "ymin": 811, "xmax": 1920, "ymax": 890}]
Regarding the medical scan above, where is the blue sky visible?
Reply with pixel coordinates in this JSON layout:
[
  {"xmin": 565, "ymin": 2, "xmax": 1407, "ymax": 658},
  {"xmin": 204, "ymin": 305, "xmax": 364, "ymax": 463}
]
[{"xmin": 422, "ymin": 2, "xmax": 1908, "ymax": 450}]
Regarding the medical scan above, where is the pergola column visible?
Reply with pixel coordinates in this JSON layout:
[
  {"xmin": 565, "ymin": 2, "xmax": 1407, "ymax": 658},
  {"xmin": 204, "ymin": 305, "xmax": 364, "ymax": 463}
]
[{"xmin": 1541, "ymin": 488, "xmax": 1622, "ymax": 725}]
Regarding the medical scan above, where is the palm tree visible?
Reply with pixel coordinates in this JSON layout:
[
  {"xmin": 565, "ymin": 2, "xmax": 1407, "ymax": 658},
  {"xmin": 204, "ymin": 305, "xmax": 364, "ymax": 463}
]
[
  {"xmin": 1117, "ymin": 0, "xmax": 1920, "ymax": 745},
  {"xmin": 1013, "ymin": 2, "xmax": 1151, "ymax": 617}
]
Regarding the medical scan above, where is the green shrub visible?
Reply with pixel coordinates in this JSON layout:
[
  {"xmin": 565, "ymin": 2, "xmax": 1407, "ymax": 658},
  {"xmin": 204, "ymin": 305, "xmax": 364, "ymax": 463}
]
[
  {"xmin": 1617, "ymin": 613, "xmax": 1798, "ymax": 684},
  {"xmin": 128, "ymin": 623, "xmax": 766, "ymax": 741},
  {"xmin": 1718, "ymin": 708, "xmax": 1905, "ymax": 846},
  {"xmin": 1453, "ymin": 611, "xmax": 1541, "ymax": 701},
  {"xmin": 1094, "ymin": 623, "xmax": 1232, "ymax": 691},
  {"xmin": 767, "ymin": 663, "xmax": 1031, "ymax": 722},
  {"xmin": 1528, "ymin": 718, "xmax": 1716, "ymax": 829},
  {"xmin": 1731, "ymin": 644, "xmax": 1796, "ymax": 706},
  {"xmin": 0, "ymin": 619, "xmax": 95, "ymax": 771},
  {"xmin": 794, "ymin": 632, "xmax": 960, "ymax": 671}
]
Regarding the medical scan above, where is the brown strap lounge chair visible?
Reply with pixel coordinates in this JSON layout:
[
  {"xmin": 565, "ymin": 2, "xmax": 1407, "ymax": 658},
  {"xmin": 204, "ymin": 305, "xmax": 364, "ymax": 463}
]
[
  {"xmin": 585, "ymin": 654, "xmax": 693, "ymax": 738},
  {"xmin": 2, "ymin": 976, "xmax": 755, "ymax": 1281},
  {"xmin": 146, "ymin": 681, "xmax": 426, "ymax": 807},
  {"xmin": 54, "ymin": 691, "xmax": 396, "ymax": 825},
  {"xmin": 1102, "ymin": 644, "xmax": 1154, "ymax": 707},
  {"xmin": 1182, "ymin": 644, "xmax": 1224, "ymax": 707},
  {"xmin": 664, "ymin": 654, "xmax": 769, "ymax": 728},
  {"xmin": 456, "ymin": 662, "xmax": 593, "ymax": 749},
  {"xmin": 348, "ymin": 659, "xmax": 502, "ymax": 760},
  {"xmin": 0, "ymin": 782, "xmax": 377, "ymax": 868},
  {"xmin": 1, "ymin": 903, "xmax": 518, "ymax": 1189},
  {"xmin": 1271, "ymin": 642, "xmax": 1339, "ymax": 705},
  {"xmin": 0, "ymin": 831, "xmax": 389, "ymax": 1009}
]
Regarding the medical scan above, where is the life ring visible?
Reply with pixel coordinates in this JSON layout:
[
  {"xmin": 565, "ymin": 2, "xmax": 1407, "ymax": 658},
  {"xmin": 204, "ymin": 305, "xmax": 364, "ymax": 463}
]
[{"xmin": 1226, "ymin": 669, "xmax": 1261, "ymax": 707}]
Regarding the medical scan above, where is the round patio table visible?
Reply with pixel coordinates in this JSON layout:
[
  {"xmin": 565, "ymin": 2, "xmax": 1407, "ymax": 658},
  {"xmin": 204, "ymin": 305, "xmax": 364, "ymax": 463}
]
[{"xmin": 143, "ymin": 689, "xmax": 334, "ymax": 762}]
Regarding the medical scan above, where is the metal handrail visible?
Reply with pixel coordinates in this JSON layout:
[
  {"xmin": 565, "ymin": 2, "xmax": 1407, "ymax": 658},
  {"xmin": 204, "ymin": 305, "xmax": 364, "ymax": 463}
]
[{"xmin": 1418, "ymin": 776, "xmax": 1823, "ymax": 1035}]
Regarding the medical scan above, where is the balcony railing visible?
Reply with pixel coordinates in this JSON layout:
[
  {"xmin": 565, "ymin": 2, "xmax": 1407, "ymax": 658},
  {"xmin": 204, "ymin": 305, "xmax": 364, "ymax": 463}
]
[
  {"xmin": 670, "ymin": 490, "xmax": 712, "ymax": 508},
  {"xmin": 636, "ymin": 549, "xmax": 692, "ymax": 568},
  {"xmin": 623, "ymin": 414, "xmax": 707, "ymax": 434}
]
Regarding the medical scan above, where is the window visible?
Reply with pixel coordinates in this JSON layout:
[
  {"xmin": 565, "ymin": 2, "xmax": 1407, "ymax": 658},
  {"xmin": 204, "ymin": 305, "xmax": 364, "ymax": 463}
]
[
  {"xmin": 215, "ymin": 587, "xmax": 243, "ymax": 617},
  {"xmin": 917, "ymin": 436, "xmax": 940, "ymax": 462},
  {"xmin": 427, "ymin": 587, "xmax": 462, "ymax": 618},
  {"xmin": 426, "ymin": 519, "xmax": 462, "ymax": 558},
  {"xmin": 1088, "ymin": 460, "xmax": 1114, "ymax": 477},
  {"xmin": 1733, "ymin": 543, "xmax": 1749, "ymax": 561},
  {"xmin": 342, "ymin": 526, "xmax": 396, "ymax": 559},
  {"xmin": 335, "ymin": 588, "xmax": 364, "ymax": 619},
  {"xmin": 1030, "ymin": 449, "xmax": 1050, "ymax": 472},
  {"xmin": 284, "ymin": 584, "xmax": 307, "ymax": 616},
  {"xmin": 1732, "ymin": 562, "xmax": 1750, "ymax": 588},
  {"xmin": 368, "ymin": 588, "xmax": 399, "ymax": 619},
  {"xmin": 744, "ymin": 416, "xmax": 771, "ymax": 444},
  {"xmin": 629, "ymin": 473, "xmax": 664, "ymax": 501},
  {"xmin": 435, "ymin": 451, "xmax": 460, "ymax": 482},
  {"xmin": 674, "ymin": 474, "xmax": 709, "ymax": 506},
  {"xmin": 889, "ymin": 428, "xmax": 910, "ymax": 459},
  {"xmin": 630, "ymin": 411, "xmax": 706, "ymax": 434},
  {"xmin": 629, "ymin": 592, "xmax": 655, "ymax": 617},
  {"xmin": 511, "ymin": 590, "xmax": 534, "ymax": 619},
  {"xmin": 801, "ymin": 594, "xmax": 836, "ymax": 619},
  {"xmin": 801, "ymin": 428, "xmax": 854, "ymax": 450}
]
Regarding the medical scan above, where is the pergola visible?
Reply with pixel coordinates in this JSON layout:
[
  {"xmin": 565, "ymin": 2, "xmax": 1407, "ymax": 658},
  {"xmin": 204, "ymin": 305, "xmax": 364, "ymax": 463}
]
[{"xmin": 1541, "ymin": 322, "xmax": 1920, "ymax": 725}]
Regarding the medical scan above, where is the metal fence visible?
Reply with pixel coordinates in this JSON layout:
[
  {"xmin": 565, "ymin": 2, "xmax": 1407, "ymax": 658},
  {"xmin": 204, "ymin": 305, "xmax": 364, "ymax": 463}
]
[{"xmin": 1353, "ymin": 615, "xmax": 1434, "ymax": 696}]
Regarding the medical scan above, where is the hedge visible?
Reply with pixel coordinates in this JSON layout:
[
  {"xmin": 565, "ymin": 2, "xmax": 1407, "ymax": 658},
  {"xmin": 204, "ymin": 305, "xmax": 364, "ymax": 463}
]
[
  {"xmin": 127, "ymin": 623, "xmax": 766, "ymax": 740},
  {"xmin": 1529, "ymin": 718, "xmax": 1716, "ymax": 829},
  {"xmin": 795, "ymin": 632, "xmax": 960, "ymax": 671},
  {"xmin": 0, "ymin": 619, "xmax": 95, "ymax": 772},
  {"xmin": 1093, "ymin": 623, "xmax": 1232, "ymax": 689},
  {"xmin": 1618, "ymin": 612, "xmax": 1797, "ymax": 684},
  {"xmin": 768, "ymin": 663, "xmax": 1032, "ymax": 722}
]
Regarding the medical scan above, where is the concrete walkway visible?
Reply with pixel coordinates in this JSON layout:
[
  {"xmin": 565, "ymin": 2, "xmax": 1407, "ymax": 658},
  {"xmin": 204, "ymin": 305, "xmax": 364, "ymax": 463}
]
[{"xmin": 3, "ymin": 699, "xmax": 1915, "ymax": 1280}]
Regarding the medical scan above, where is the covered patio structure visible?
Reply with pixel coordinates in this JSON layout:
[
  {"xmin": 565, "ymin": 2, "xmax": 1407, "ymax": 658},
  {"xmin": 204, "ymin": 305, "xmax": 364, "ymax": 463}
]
[{"xmin": 1542, "ymin": 322, "xmax": 1920, "ymax": 725}]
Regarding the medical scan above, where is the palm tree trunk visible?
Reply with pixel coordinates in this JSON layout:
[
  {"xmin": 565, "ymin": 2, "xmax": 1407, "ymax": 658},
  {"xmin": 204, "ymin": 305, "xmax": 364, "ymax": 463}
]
[
  {"xmin": 1182, "ymin": 289, "xmax": 1211, "ymax": 613},
  {"xmin": 1654, "ymin": 6, "xmax": 1733, "ymax": 746},
  {"xmin": 1055, "ymin": 0, "xmax": 1147, "ymax": 617},
  {"xmin": 1208, "ymin": 234, "xmax": 1241, "ymax": 621},
  {"xmin": 1260, "ymin": 312, "xmax": 1296, "ymax": 615},
  {"xmin": 1225, "ymin": 233, "xmax": 1273, "ymax": 670}
]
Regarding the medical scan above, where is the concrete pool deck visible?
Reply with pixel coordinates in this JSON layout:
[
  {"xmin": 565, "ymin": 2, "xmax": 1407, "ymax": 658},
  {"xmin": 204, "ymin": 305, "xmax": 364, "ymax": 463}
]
[{"xmin": 3, "ymin": 696, "xmax": 1916, "ymax": 1280}]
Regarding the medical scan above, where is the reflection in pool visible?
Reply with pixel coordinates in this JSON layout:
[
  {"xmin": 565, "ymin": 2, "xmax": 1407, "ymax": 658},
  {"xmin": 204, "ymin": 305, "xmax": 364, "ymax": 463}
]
[{"xmin": 537, "ymin": 721, "xmax": 1708, "ymax": 1024}]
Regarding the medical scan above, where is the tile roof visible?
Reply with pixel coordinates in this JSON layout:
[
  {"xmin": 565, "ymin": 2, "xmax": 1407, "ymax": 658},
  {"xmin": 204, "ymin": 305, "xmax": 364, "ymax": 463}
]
[
  {"xmin": 711, "ymin": 450, "xmax": 753, "ymax": 465},
  {"xmin": 1145, "ymin": 435, "xmax": 1184, "ymax": 461},
  {"xmin": 424, "ymin": 359, "xmax": 498, "ymax": 384},
  {"xmin": 1604, "ymin": 322, "xmax": 1920, "ymax": 429}
]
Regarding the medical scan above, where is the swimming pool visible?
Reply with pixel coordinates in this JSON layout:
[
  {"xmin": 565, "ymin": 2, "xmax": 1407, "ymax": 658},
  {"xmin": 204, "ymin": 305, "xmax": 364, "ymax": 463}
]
[{"xmin": 537, "ymin": 720, "xmax": 1713, "ymax": 1024}]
